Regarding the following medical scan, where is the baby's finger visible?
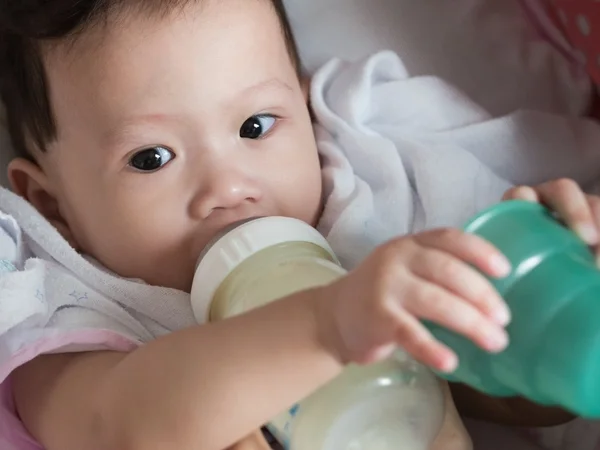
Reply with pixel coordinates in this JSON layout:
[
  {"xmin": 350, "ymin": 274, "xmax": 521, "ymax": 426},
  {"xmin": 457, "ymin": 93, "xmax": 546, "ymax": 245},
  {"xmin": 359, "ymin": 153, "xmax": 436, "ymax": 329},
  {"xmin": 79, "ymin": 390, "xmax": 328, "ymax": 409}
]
[
  {"xmin": 391, "ymin": 310, "xmax": 458, "ymax": 373},
  {"xmin": 587, "ymin": 195, "xmax": 600, "ymax": 264},
  {"xmin": 502, "ymin": 185, "xmax": 539, "ymax": 202},
  {"xmin": 400, "ymin": 277, "xmax": 509, "ymax": 354},
  {"xmin": 537, "ymin": 179, "xmax": 598, "ymax": 245},
  {"xmin": 415, "ymin": 228, "xmax": 511, "ymax": 279},
  {"xmin": 410, "ymin": 248, "xmax": 510, "ymax": 325}
]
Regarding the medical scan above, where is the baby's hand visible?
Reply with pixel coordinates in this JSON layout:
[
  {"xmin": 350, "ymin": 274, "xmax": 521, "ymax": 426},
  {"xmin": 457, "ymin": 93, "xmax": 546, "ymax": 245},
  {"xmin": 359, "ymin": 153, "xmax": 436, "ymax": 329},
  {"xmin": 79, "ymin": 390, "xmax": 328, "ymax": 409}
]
[
  {"xmin": 504, "ymin": 179, "xmax": 600, "ymax": 260},
  {"xmin": 317, "ymin": 229, "xmax": 511, "ymax": 373}
]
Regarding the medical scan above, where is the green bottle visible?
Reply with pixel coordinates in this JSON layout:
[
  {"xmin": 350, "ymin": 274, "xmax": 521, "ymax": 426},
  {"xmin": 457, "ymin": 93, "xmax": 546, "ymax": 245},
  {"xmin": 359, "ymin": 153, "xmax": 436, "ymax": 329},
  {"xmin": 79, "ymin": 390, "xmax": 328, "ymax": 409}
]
[{"xmin": 428, "ymin": 200, "xmax": 600, "ymax": 417}]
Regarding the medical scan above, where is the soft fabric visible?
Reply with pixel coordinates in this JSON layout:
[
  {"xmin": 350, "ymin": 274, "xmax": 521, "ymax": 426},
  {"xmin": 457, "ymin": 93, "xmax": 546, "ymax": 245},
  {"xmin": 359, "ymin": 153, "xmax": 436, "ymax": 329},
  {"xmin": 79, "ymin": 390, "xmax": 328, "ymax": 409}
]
[{"xmin": 314, "ymin": 51, "xmax": 600, "ymax": 269}]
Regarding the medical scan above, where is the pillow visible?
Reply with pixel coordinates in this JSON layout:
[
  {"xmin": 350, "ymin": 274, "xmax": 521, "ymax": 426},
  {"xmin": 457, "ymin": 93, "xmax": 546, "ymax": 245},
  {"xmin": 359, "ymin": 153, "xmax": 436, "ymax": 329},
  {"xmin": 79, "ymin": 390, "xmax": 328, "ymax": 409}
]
[{"xmin": 284, "ymin": 0, "xmax": 590, "ymax": 117}]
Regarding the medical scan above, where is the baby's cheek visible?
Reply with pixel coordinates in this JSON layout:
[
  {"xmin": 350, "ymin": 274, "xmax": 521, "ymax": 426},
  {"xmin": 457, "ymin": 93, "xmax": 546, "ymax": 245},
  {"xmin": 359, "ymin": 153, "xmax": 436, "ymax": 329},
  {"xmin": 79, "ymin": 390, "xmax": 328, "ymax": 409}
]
[{"xmin": 291, "ymin": 176, "xmax": 323, "ymax": 226}]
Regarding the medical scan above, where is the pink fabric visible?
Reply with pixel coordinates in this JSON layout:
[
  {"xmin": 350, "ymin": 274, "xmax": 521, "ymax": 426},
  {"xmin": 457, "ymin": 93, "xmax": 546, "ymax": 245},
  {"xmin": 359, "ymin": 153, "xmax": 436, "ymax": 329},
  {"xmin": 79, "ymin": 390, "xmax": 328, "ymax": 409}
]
[
  {"xmin": 522, "ymin": 0, "xmax": 600, "ymax": 85},
  {"xmin": 0, "ymin": 330, "xmax": 139, "ymax": 449}
]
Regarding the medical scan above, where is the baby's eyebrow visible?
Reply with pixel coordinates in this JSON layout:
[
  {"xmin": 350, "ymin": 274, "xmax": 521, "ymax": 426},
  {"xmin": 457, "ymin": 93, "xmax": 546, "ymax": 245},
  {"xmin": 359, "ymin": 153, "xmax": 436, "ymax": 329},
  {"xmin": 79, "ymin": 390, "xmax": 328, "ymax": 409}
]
[
  {"xmin": 237, "ymin": 78, "xmax": 294, "ymax": 98},
  {"xmin": 101, "ymin": 114, "xmax": 182, "ymax": 149}
]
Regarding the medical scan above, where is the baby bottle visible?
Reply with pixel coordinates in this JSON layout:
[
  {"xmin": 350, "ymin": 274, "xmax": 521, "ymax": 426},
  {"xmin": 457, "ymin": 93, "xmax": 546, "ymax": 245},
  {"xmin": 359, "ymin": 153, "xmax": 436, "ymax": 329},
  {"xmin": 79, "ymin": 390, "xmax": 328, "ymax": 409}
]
[
  {"xmin": 426, "ymin": 200, "xmax": 600, "ymax": 418},
  {"xmin": 190, "ymin": 217, "xmax": 444, "ymax": 450}
]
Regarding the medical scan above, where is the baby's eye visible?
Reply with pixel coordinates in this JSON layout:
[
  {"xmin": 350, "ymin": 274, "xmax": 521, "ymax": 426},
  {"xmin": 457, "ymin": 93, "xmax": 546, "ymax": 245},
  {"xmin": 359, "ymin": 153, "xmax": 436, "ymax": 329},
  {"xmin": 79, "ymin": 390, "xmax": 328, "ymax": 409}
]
[
  {"xmin": 129, "ymin": 146, "xmax": 175, "ymax": 172},
  {"xmin": 239, "ymin": 114, "xmax": 277, "ymax": 139}
]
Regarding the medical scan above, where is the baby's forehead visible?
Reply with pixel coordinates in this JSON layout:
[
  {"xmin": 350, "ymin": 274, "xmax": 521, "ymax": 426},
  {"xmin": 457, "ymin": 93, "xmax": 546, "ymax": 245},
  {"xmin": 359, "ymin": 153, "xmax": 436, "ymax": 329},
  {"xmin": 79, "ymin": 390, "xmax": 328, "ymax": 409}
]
[
  {"xmin": 40, "ymin": 0, "xmax": 299, "ymax": 144},
  {"xmin": 42, "ymin": 1, "xmax": 217, "ymax": 60},
  {"xmin": 43, "ymin": 0, "xmax": 294, "ymax": 74}
]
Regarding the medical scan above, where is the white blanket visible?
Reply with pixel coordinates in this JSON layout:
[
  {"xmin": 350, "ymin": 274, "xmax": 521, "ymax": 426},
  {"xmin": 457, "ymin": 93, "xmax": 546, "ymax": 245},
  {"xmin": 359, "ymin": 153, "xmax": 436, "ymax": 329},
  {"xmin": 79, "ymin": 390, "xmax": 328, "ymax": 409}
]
[
  {"xmin": 315, "ymin": 50, "xmax": 600, "ymax": 269},
  {"xmin": 313, "ymin": 51, "xmax": 600, "ymax": 450}
]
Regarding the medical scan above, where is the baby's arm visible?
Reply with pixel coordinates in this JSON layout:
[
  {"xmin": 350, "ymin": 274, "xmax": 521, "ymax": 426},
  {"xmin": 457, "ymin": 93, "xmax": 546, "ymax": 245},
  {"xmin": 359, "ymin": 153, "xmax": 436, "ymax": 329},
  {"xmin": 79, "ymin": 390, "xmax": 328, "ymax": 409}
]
[{"xmin": 13, "ymin": 288, "xmax": 342, "ymax": 450}]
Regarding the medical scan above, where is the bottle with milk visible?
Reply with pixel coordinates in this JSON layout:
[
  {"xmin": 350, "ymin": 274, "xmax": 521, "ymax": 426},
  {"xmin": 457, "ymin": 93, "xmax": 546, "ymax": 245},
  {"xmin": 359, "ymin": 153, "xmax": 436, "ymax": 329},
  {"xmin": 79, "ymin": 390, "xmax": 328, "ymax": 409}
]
[{"xmin": 190, "ymin": 216, "xmax": 444, "ymax": 450}]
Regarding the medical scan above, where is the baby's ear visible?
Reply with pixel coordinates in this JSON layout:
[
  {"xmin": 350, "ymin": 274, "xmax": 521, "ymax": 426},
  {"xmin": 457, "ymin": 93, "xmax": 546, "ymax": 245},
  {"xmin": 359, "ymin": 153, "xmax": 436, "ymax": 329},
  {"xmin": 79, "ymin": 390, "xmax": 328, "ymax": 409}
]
[{"xmin": 7, "ymin": 157, "xmax": 79, "ymax": 249}]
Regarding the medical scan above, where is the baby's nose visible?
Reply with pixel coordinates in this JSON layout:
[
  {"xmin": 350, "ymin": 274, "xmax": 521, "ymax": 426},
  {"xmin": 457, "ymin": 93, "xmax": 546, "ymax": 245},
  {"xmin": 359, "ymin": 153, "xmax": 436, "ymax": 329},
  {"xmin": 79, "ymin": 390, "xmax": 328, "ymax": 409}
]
[{"xmin": 190, "ymin": 169, "xmax": 262, "ymax": 220}]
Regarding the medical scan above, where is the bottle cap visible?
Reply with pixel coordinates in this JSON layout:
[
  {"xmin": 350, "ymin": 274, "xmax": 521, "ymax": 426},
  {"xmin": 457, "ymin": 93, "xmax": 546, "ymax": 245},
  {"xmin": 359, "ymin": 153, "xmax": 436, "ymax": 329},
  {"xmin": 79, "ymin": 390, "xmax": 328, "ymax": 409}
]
[{"xmin": 190, "ymin": 216, "xmax": 337, "ymax": 323}]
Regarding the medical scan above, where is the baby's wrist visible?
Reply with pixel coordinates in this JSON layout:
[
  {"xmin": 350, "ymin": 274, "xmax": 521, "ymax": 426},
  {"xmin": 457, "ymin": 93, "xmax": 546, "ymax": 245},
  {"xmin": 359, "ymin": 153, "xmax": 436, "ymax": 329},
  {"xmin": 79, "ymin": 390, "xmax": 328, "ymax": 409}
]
[{"xmin": 306, "ymin": 285, "xmax": 347, "ymax": 367}]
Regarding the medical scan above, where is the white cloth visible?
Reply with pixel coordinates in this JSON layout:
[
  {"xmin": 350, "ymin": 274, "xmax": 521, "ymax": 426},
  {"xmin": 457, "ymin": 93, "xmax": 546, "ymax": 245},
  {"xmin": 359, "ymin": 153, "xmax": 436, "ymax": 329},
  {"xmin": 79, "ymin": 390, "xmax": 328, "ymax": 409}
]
[{"xmin": 315, "ymin": 50, "xmax": 600, "ymax": 270}]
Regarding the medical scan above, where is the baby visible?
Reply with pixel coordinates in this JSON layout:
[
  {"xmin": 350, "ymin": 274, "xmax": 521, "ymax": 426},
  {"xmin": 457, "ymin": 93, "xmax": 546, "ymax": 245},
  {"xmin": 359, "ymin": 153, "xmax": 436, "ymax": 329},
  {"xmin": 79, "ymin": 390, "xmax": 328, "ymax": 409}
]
[{"xmin": 0, "ymin": 1, "xmax": 599, "ymax": 449}]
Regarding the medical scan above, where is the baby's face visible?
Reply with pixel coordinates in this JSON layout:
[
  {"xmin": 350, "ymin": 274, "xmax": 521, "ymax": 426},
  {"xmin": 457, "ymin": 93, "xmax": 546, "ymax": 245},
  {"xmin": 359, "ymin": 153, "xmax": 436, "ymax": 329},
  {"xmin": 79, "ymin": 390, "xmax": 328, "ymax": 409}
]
[{"xmin": 33, "ymin": 0, "xmax": 322, "ymax": 291}]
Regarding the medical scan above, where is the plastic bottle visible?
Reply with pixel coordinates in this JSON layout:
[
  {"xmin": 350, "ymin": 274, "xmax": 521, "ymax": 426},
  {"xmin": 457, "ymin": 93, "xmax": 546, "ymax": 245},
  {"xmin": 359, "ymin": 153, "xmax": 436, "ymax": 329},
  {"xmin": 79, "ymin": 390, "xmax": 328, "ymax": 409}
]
[
  {"xmin": 190, "ymin": 217, "xmax": 444, "ymax": 450},
  {"xmin": 428, "ymin": 200, "xmax": 600, "ymax": 417}
]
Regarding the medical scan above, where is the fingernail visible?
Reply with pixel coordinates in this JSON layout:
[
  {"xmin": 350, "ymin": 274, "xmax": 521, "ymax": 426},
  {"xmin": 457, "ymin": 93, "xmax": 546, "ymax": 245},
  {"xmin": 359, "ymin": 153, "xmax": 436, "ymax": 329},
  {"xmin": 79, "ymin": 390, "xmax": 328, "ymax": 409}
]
[
  {"xmin": 439, "ymin": 353, "xmax": 458, "ymax": 373},
  {"xmin": 490, "ymin": 254, "xmax": 511, "ymax": 278},
  {"xmin": 493, "ymin": 305, "xmax": 512, "ymax": 326},
  {"xmin": 486, "ymin": 329, "xmax": 508, "ymax": 353},
  {"xmin": 575, "ymin": 224, "xmax": 599, "ymax": 245}
]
